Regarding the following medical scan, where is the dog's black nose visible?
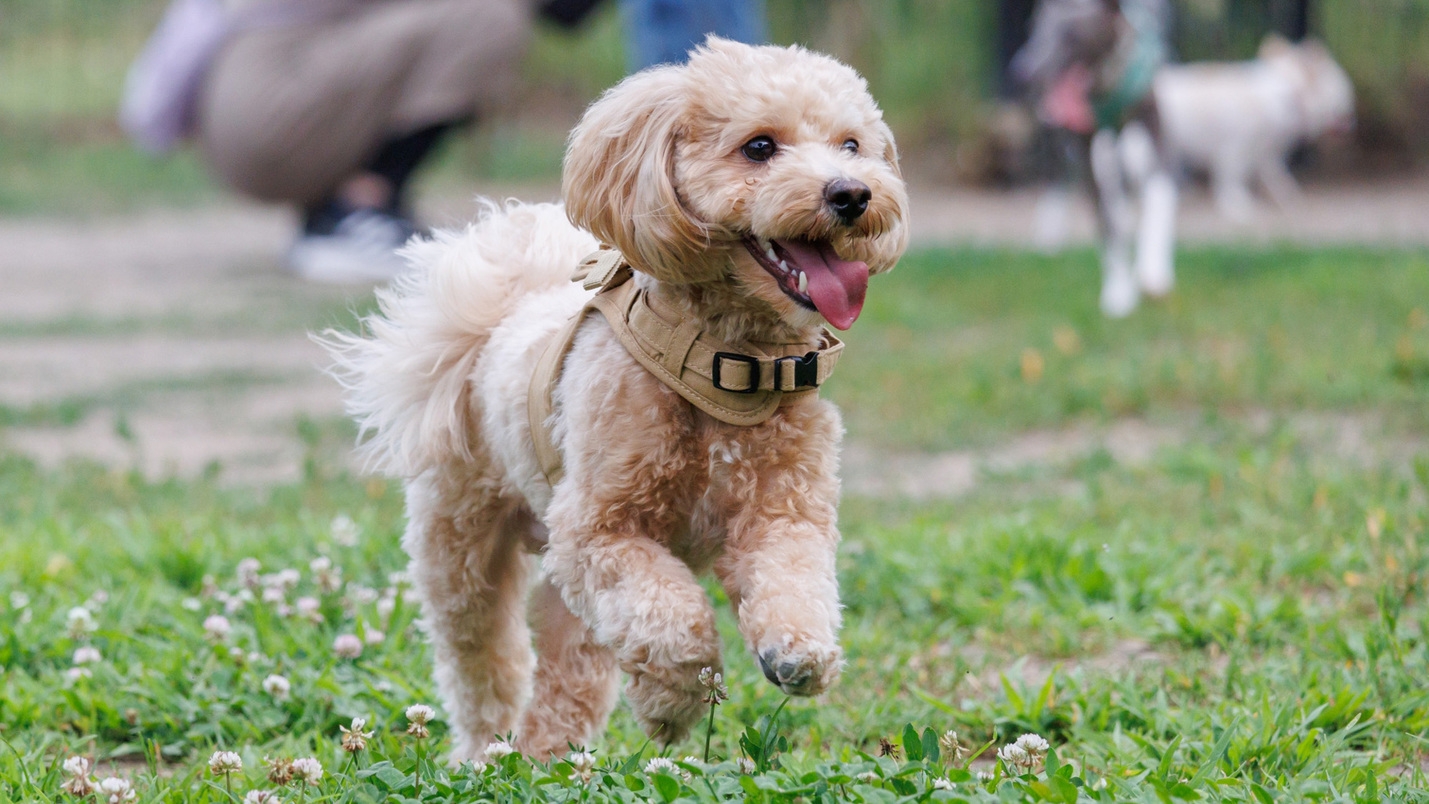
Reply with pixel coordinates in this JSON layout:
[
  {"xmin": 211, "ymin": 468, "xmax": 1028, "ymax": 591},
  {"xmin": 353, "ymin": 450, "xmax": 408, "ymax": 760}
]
[{"xmin": 824, "ymin": 179, "xmax": 871, "ymax": 224}]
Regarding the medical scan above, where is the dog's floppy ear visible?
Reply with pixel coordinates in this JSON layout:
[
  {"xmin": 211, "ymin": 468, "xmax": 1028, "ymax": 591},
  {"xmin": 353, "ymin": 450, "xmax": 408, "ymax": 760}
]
[
  {"xmin": 563, "ymin": 66, "xmax": 717, "ymax": 284},
  {"xmin": 877, "ymin": 120, "xmax": 903, "ymax": 180}
]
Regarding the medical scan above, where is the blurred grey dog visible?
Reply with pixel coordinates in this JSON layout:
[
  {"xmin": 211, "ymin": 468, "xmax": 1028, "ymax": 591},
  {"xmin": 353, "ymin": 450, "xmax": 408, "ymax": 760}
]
[
  {"xmin": 1155, "ymin": 35, "xmax": 1356, "ymax": 220},
  {"xmin": 1013, "ymin": 0, "xmax": 1177, "ymax": 318}
]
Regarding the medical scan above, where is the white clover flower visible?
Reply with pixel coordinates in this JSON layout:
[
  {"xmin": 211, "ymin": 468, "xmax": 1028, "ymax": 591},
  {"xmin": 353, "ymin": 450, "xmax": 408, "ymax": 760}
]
[
  {"xmin": 203, "ymin": 614, "xmax": 232, "ymax": 640},
  {"xmin": 202, "ymin": 574, "xmax": 219, "ymax": 597},
  {"xmin": 938, "ymin": 730, "xmax": 966, "ymax": 763},
  {"xmin": 229, "ymin": 647, "xmax": 247, "ymax": 664},
  {"xmin": 387, "ymin": 571, "xmax": 411, "ymax": 588},
  {"xmin": 997, "ymin": 743, "xmax": 1030, "ymax": 769},
  {"xmin": 97, "ymin": 776, "xmax": 136, "ymax": 803},
  {"xmin": 261, "ymin": 587, "xmax": 286, "ymax": 605},
  {"xmin": 237, "ymin": 558, "xmax": 263, "ymax": 588},
  {"xmin": 295, "ymin": 597, "xmax": 323, "ymax": 623},
  {"xmin": 330, "ymin": 515, "xmax": 360, "ymax": 547},
  {"xmin": 262, "ymin": 674, "xmax": 291, "ymax": 701},
  {"xmin": 181, "ymin": 597, "xmax": 202, "ymax": 611},
  {"xmin": 62, "ymin": 773, "xmax": 96, "ymax": 797},
  {"xmin": 735, "ymin": 757, "xmax": 756, "ymax": 774},
  {"xmin": 340, "ymin": 717, "xmax": 373, "ymax": 753},
  {"xmin": 266, "ymin": 569, "xmax": 301, "ymax": 591},
  {"xmin": 309, "ymin": 557, "xmax": 342, "ymax": 593},
  {"xmin": 63, "ymin": 756, "xmax": 92, "ymax": 777},
  {"xmin": 363, "ymin": 629, "xmax": 385, "ymax": 646},
  {"xmin": 332, "ymin": 634, "xmax": 362, "ymax": 659},
  {"xmin": 855, "ymin": 770, "xmax": 881, "ymax": 783},
  {"xmin": 644, "ymin": 757, "xmax": 677, "ymax": 775},
  {"xmin": 933, "ymin": 776, "xmax": 955, "ymax": 791},
  {"xmin": 485, "ymin": 741, "xmax": 515, "ymax": 760},
  {"xmin": 290, "ymin": 757, "xmax": 323, "ymax": 785},
  {"xmin": 66, "ymin": 606, "xmax": 96, "ymax": 637},
  {"xmin": 243, "ymin": 791, "xmax": 279, "ymax": 804},
  {"xmin": 224, "ymin": 589, "xmax": 252, "ymax": 614},
  {"xmin": 209, "ymin": 751, "xmax": 243, "ymax": 775},
  {"xmin": 347, "ymin": 584, "xmax": 379, "ymax": 606},
  {"xmin": 1014, "ymin": 733, "xmax": 1050, "ymax": 759},
  {"xmin": 569, "ymin": 750, "xmax": 597, "ymax": 781},
  {"xmin": 73, "ymin": 646, "xmax": 102, "ymax": 665},
  {"xmin": 976, "ymin": 770, "xmax": 995, "ymax": 782},
  {"xmin": 10, "ymin": 591, "xmax": 30, "ymax": 609},
  {"xmin": 376, "ymin": 595, "xmax": 396, "ymax": 625},
  {"xmin": 405, "ymin": 703, "xmax": 435, "ymax": 738},
  {"xmin": 65, "ymin": 666, "xmax": 92, "ymax": 682},
  {"xmin": 86, "ymin": 590, "xmax": 109, "ymax": 607}
]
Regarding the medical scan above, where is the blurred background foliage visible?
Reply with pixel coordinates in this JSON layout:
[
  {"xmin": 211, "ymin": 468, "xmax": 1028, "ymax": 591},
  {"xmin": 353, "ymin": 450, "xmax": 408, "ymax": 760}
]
[{"xmin": 1, "ymin": 0, "xmax": 1427, "ymax": 212}]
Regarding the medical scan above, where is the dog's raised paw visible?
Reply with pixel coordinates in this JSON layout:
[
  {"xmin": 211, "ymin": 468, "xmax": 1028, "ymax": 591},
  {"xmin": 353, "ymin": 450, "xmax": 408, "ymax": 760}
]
[{"xmin": 756, "ymin": 642, "xmax": 842, "ymax": 696}]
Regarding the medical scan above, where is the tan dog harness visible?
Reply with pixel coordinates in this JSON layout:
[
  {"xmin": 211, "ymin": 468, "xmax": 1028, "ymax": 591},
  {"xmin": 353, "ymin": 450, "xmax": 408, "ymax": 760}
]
[{"xmin": 528, "ymin": 249, "xmax": 844, "ymax": 485}]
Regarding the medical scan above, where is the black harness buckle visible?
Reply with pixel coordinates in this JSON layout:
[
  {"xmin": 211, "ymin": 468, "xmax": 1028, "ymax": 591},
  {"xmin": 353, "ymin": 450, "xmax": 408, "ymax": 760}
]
[
  {"xmin": 712, "ymin": 352, "xmax": 760, "ymax": 394},
  {"xmin": 776, "ymin": 352, "xmax": 820, "ymax": 390}
]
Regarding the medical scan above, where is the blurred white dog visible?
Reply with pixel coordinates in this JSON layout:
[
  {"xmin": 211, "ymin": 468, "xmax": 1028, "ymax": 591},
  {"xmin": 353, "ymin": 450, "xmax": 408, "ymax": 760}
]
[{"xmin": 1156, "ymin": 36, "xmax": 1355, "ymax": 219}]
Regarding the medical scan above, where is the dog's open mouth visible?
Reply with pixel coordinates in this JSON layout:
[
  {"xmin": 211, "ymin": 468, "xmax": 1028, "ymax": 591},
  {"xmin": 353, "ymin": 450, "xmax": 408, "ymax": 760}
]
[{"xmin": 743, "ymin": 235, "xmax": 869, "ymax": 330}]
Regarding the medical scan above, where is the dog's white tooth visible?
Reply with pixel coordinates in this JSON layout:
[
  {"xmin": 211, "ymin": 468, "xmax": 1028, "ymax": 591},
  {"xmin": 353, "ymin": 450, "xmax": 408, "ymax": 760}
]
[
  {"xmin": 765, "ymin": 247, "xmax": 777, "ymax": 262},
  {"xmin": 797, "ymin": 271, "xmax": 808, "ymax": 294},
  {"xmin": 778, "ymin": 259, "xmax": 789, "ymax": 272}
]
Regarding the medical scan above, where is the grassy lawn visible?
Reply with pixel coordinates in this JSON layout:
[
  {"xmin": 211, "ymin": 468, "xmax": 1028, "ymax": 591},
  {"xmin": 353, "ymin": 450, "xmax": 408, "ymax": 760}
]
[{"xmin": 3, "ymin": 246, "xmax": 1429, "ymax": 802}]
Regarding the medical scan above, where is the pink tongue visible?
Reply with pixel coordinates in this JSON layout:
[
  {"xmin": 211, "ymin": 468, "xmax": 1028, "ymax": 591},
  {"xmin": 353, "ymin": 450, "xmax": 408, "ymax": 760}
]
[{"xmin": 776, "ymin": 239, "xmax": 869, "ymax": 330}]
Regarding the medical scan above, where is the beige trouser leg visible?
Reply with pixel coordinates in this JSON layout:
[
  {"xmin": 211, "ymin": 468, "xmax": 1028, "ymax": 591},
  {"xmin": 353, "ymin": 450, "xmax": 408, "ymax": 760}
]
[{"xmin": 198, "ymin": 0, "xmax": 530, "ymax": 204}]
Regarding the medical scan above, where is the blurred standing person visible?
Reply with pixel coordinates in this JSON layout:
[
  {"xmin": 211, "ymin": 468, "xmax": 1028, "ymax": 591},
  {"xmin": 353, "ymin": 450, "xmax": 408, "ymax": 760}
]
[{"xmin": 619, "ymin": 0, "xmax": 764, "ymax": 70}]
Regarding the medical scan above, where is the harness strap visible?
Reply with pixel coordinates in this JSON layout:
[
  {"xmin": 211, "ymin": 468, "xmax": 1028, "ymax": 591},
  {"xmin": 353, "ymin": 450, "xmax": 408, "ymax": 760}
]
[
  {"xmin": 528, "ymin": 249, "xmax": 842, "ymax": 486},
  {"xmin": 1093, "ymin": 3, "xmax": 1166, "ymax": 130}
]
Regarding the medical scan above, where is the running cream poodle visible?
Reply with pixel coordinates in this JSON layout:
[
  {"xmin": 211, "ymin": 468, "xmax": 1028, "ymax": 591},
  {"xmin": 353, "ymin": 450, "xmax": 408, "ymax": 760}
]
[{"xmin": 327, "ymin": 37, "xmax": 908, "ymax": 761}]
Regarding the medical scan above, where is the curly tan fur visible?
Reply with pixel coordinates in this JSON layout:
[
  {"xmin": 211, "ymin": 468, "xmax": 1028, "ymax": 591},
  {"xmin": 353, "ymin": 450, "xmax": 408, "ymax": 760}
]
[{"xmin": 325, "ymin": 37, "xmax": 908, "ymax": 761}]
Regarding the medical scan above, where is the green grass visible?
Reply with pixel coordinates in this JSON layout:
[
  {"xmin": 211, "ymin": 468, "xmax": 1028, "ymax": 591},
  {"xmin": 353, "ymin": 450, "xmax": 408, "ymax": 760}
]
[
  {"xmin": 834, "ymin": 247, "xmax": 1429, "ymax": 450},
  {"xmin": 3, "ymin": 246, "xmax": 1429, "ymax": 801}
]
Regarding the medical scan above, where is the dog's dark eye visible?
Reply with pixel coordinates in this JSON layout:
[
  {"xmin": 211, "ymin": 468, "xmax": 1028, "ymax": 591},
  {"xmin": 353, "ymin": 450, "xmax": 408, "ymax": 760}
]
[
  {"xmin": 842, "ymin": 139, "xmax": 859, "ymax": 154},
  {"xmin": 742, "ymin": 136, "xmax": 777, "ymax": 163}
]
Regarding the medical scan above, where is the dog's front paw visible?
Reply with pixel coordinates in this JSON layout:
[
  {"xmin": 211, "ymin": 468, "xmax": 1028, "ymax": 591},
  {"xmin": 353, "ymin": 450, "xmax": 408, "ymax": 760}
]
[
  {"xmin": 624, "ymin": 663, "xmax": 714, "ymax": 745},
  {"xmin": 755, "ymin": 638, "xmax": 842, "ymax": 696}
]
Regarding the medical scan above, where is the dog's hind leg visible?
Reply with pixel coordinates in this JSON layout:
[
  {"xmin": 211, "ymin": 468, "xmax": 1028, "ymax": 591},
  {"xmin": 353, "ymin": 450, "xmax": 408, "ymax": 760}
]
[
  {"xmin": 1091, "ymin": 129, "xmax": 1139, "ymax": 318},
  {"xmin": 1256, "ymin": 158, "xmax": 1301, "ymax": 210},
  {"xmin": 514, "ymin": 575, "xmax": 621, "ymax": 759},
  {"xmin": 403, "ymin": 471, "xmax": 535, "ymax": 764}
]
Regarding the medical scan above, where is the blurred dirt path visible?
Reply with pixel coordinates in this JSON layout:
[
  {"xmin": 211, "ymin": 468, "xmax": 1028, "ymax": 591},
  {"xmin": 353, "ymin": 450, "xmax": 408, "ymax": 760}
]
[{"xmin": 1, "ymin": 178, "xmax": 1425, "ymax": 486}]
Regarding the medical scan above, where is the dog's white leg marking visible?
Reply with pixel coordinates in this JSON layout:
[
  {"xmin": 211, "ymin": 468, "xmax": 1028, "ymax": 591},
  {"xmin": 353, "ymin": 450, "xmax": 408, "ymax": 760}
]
[
  {"xmin": 1211, "ymin": 152, "xmax": 1257, "ymax": 221},
  {"xmin": 402, "ymin": 473, "xmax": 535, "ymax": 764},
  {"xmin": 1118, "ymin": 122, "xmax": 1156, "ymax": 190},
  {"xmin": 1136, "ymin": 170, "xmax": 1178, "ymax": 297},
  {"xmin": 514, "ymin": 575, "xmax": 620, "ymax": 759},
  {"xmin": 712, "ymin": 403, "xmax": 844, "ymax": 698},
  {"xmin": 1256, "ymin": 157, "xmax": 1301, "ymax": 209},
  {"xmin": 542, "ymin": 514, "xmax": 721, "ymax": 746},
  {"xmin": 1091, "ymin": 129, "xmax": 1139, "ymax": 318}
]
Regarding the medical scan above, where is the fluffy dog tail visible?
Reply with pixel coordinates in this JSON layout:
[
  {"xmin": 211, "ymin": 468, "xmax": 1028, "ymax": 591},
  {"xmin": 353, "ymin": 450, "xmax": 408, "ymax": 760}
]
[{"xmin": 322, "ymin": 200, "xmax": 598, "ymax": 477}]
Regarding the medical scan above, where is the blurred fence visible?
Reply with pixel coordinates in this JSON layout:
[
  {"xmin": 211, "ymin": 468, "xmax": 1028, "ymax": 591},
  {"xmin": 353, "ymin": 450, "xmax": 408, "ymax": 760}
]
[{"xmin": 2, "ymin": 0, "xmax": 1427, "ymax": 175}]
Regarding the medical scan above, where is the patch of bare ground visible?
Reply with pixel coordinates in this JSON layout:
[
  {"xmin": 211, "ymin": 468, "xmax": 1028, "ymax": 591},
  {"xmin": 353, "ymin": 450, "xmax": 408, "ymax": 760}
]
[{"xmin": 2, "ymin": 180, "xmax": 1427, "ymax": 485}]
